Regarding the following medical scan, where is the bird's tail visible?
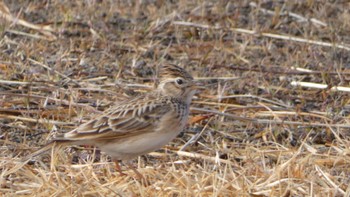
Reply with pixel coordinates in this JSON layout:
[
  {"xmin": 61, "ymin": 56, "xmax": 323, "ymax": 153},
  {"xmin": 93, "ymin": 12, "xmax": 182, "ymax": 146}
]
[
  {"xmin": 3, "ymin": 141, "xmax": 70, "ymax": 177},
  {"xmin": 22, "ymin": 140, "xmax": 71, "ymax": 162},
  {"xmin": 22, "ymin": 141, "xmax": 55, "ymax": 162}
]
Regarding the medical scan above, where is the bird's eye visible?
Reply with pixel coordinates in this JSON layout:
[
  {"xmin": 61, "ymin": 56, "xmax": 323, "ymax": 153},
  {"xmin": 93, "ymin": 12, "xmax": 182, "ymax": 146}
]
[{"xmin": 176, "ymin": 78, "xmax": 184, "ymax": 85}]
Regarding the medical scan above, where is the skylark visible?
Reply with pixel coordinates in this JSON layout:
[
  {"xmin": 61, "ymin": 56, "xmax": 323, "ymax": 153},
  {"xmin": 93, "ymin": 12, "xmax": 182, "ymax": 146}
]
[{"xmin": 26, "ymin": 64, "xmax": 198, "ymax": 179}]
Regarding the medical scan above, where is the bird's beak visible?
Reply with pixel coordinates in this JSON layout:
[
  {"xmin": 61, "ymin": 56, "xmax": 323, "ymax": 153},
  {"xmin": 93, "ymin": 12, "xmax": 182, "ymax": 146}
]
[{"xmin": 190, "ymin": 81, "xmax": 205, "ymax": 90}]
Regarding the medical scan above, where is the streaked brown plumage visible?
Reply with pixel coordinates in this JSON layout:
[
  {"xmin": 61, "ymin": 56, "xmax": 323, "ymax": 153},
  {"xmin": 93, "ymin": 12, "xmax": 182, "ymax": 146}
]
[{"xmin": 26, "ymin": 64, "xmax": 198, "ymax": 179}]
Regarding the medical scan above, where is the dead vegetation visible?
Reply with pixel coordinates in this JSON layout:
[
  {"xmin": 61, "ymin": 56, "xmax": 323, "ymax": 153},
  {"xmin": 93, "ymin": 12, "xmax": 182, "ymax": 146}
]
[{"xmin": 1, "ymin": 0, "xmax": 350, "ymax": 196}]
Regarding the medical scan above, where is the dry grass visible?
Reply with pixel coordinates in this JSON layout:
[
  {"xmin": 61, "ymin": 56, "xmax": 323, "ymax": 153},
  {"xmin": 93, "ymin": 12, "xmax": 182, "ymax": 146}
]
[{"xmin": 1, "ymin": 0, "xmax": 350, "ymax": 196}]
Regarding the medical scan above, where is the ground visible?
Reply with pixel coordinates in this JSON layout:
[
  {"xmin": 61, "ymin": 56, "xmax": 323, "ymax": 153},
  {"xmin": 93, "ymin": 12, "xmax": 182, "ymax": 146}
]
[{"xmin": 1, "ymin": 0, "xmax": 350, "ymax": 196}]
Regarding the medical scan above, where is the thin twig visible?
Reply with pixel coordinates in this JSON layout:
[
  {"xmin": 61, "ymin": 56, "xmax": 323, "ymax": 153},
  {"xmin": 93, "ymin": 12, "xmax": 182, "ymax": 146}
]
[
  {"xmin": 191, "ymin": 107, "xmax": 350, "ymax": 128},
  {"xmin": 0, "ymin": 114, "xmax": 74, "ymax": 125},
  {"xmin": 249, "ymin": 2, "xmax": 327, "ymax": 27},
  {"xmin": 173, "ymin": 21, "xmax": 350, "ymax": 51},
  {"xmin": 28, "ymin": 58, "xmax": 80, "ymax": 86},
  {"xmin": 291, "ymin": 81, "xmax": 350, "ymax": 92}
]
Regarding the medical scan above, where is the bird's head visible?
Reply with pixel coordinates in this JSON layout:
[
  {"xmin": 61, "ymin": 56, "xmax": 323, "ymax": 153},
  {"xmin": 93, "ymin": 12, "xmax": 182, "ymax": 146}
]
[{"xmin": 157, "ymin": 64, "xmax": 198, "ymax": 103}]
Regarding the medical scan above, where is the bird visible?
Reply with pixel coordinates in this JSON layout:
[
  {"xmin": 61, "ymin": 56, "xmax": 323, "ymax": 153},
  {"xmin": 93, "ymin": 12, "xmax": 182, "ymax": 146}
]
[{"xmin": 24, "ymin": 64, "xmax": 198, "ymax": 180}]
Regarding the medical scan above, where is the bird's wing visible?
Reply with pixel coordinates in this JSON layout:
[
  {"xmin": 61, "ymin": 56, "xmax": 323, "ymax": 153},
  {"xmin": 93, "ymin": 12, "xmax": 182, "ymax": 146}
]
[{"xmin": 58, "ymin": 96, "xmax": 171, "ymax": 141}]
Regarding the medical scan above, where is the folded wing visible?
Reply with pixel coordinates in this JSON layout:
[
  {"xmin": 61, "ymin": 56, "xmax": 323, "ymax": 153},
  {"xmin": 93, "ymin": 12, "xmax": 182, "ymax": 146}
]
[{"xmin": 58, "ymin": 96, "xmax": 171, "ymax": 141}]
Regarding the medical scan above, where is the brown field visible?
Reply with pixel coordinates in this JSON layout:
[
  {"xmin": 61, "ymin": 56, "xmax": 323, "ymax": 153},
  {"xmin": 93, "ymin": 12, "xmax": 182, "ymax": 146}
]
[{"xmin": 1, "ymin": 1, "xmax": 350, "ymax": 196}]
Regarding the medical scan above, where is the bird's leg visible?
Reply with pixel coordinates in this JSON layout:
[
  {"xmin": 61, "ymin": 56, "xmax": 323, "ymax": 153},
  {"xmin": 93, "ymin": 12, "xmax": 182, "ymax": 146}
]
[
  {"xmin": 114, "ymin": 160, "xmax": 149, "ymax": 185},
  {"xmin": 125, "ymin": 162, "xmax": 144, "ymax": 180},
  {"xmin": 125, "ymin": 161, "xmax": 149, "ymax": 186},
  {"xmin": 114, "ymin": 161, "xmax": 127, "ymax": 176}
]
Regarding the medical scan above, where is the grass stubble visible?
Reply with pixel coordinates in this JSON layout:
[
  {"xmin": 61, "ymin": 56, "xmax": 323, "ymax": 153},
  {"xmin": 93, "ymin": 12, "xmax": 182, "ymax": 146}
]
[{"xmin": 1, "ymin": 1, "xmax": 350, "ymax": 196}]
